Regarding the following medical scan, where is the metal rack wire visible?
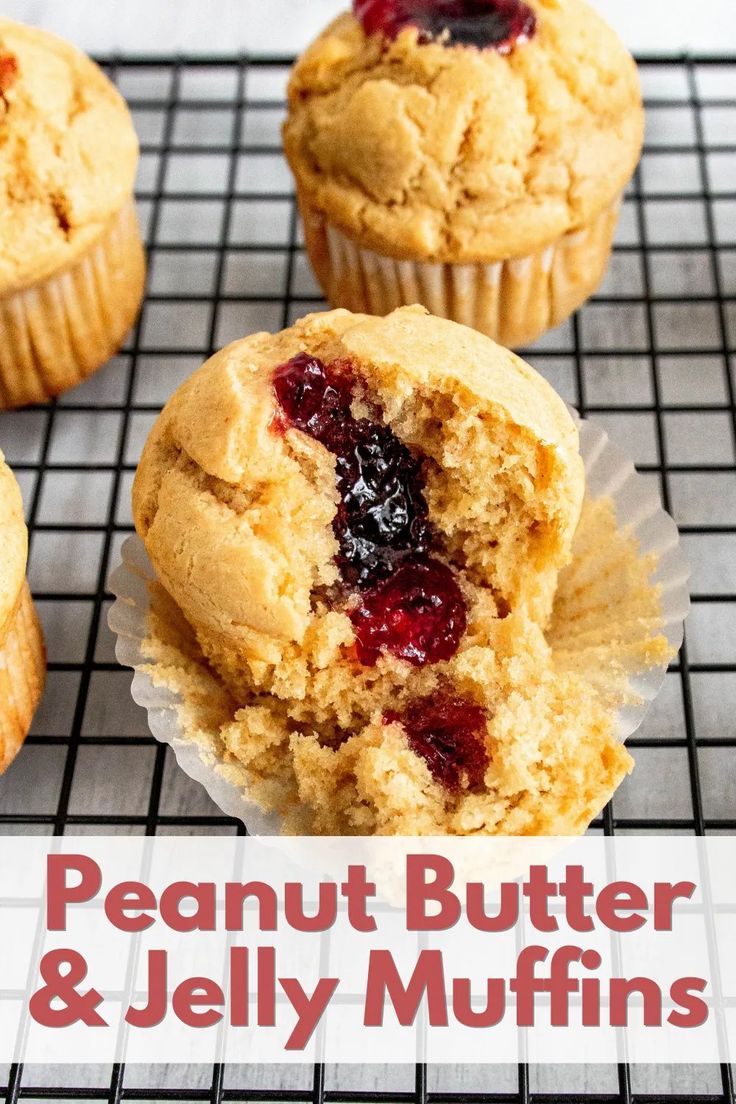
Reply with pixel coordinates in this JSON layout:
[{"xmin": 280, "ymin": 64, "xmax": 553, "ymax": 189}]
[{"xmin": 0, "ymin": 52, "xmax": 734, "ymax": 1103}]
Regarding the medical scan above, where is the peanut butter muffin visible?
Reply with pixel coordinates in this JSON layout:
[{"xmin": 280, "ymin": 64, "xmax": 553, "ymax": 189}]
[
  {"xmin": 130, "ymin": 306, "xmax": 672, "ymax": 836},
  {"xmin": 284, "ymin": 0, "xmax": 644, "ymax": 348},
  {"xmin": 0, "ymin": 450, "xmax": 45, "ymax": 773},
  {"xmin": 0, "ymin": 19, "xmax": 145, "ymax": 409}
]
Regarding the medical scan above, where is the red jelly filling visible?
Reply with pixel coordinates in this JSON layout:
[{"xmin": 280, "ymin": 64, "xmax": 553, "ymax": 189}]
[
  {"xmin": 0, "ymin": 55, "xmax": 18, "ymax": 95},
  {"xmin": 351, "ymin": 557, "xmax": 466, "ymax": 666},
  {"xmin": 385, "ymin": 694, "xmax": 488, "ymax": 791},
  {"xmin": 273, "ymin": 352, "xmax": 353, "ymax": 442},
  {"xmin": 274, "ymin": 353, "xmax": 432, "ymax": 588},
  {"xmin": 273, "ymin": 353, "xmax": 466, "ymax": 666},
  {"xmin": 353, "ymin": 0, "xmax": 536, "ymax": 52}
]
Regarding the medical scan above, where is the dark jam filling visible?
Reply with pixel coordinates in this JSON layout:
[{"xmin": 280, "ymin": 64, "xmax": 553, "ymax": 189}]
[
  {"xmin": 385, "ymin": 694, "xmax": 488, "ymax": 791},
  {"xmin": 352, "ymin": 557, "xmax": 467, "ymax": 667},
  {"xmin": 353, "ymin": 0, "xmax": 536, "ymax": 53},
  {"xmin": 273, "ymin": 353, "xmax": 466, "ymax": 667},
  {"xmin": 0, "ymin": 55, "xmax": 18, "ymax": 96},
  {"xmin": 274, "ymin": 353, "xmax": 432, "ymax": 588}
]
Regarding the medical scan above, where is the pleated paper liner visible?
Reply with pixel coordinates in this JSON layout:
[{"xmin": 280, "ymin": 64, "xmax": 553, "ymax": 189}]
[
  {"xmin": 300, "ymin": 198, "xmax": 620, "ymax": 349},
  {"xmin": 109, "ymin": 416, "xmax": 690, "ymax": 836},
  {"xmin": 0, "ymin": 201, "xmax": 145, "ymax": 409}
]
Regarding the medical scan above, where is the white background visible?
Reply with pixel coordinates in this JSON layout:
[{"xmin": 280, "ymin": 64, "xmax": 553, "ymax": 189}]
[{"xmin": 2, "ymin": 0, "xmax": 736, "ymax": 55}]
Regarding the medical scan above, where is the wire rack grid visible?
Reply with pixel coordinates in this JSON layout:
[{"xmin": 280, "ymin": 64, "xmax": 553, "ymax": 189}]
[{"xmin": 0, "ymin": 50, "xmax": 734, "ymax": 1104}]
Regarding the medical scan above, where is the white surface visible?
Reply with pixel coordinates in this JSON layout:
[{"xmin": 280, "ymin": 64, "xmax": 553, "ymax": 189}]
[{"xmin": 2, "ymin": 0, "xmax": 735, "ymax": 55}]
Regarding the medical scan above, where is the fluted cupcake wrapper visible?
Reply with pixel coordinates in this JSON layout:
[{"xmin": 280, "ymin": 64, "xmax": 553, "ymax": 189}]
[
  {"xmin": 0, "ymin": 582, "xmax": 46, "ymax": 774},
  {"xmin": 300, "ymin": 198, "xmax": 621, "ymax": 349},
  {"xmin": 0, "ymin": 200, "xmax": 146, "ymax": 410},
  {"xmin": 108, "ymin": 415, "xmax": 690, "ymax": 836}
]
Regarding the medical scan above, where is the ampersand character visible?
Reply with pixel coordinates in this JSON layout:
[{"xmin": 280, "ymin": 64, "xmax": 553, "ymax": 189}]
[{"xmin": 29, "ymin": 949, "xmax": 108, "ymax": 1028}]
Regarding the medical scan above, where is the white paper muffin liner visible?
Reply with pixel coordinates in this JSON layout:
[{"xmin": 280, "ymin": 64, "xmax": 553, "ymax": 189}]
[
  {"xmin": 109, "ymin": 416, "xmax": 690, "ymax": 836},
  {"xmin": 0, "ymin": 201, "xmax": 146, "ymax": 410},
  {"xmin": 299, "ymin": 196, "xmax": 621, "ymax": 350}
]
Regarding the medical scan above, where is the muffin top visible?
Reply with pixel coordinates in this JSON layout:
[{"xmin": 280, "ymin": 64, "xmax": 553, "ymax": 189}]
[
  {"xmin": 0, "ymin": 18, "xmax": 139, "ymax": 296},
  {"xmin": 133, "ymin": 306, "xmax": 584, "ymax": 673},
  {"xmin": 284, "ymin": 0, "xmax": 643, "ymax": 263},
  {"xmin": 0, "ymin": 449, "xmax": 28, "ymax": 644}
]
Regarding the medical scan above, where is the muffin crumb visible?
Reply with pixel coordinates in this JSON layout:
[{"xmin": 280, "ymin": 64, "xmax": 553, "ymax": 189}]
[{"xmin": 132, "ymin": 308, "xmax": 671, "ymax": 836}]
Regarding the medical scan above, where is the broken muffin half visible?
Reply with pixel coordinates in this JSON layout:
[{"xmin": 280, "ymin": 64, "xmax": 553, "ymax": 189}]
[{"xmin": 133, "ymin": 306, "xmax": 644, "ymax": 835}]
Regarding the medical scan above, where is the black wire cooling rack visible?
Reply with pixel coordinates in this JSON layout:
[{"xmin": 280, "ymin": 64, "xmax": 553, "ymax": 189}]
[{"xmin": 0, "ymin": 51, "xmax": 735, "ymax": 1104}]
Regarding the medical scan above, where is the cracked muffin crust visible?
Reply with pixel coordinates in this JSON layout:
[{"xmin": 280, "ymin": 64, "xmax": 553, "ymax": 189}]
[
  {"xmin": 0, "ymin": 450, "xmax": 45, "ymax": 774},
  {"xmin": 284, "ymin": 0, "xmax": 644, "ymax": 347},
  {"xmin": 131, "ymin": 307, "xmax": 669, "ymax": 836},
  {"xmin": 0, "ymin": 18, "xmax": 137, "ymax": 294},
  {"xmin": 0, "ymin": 18, "xmax": 145, "ymax": 408}
]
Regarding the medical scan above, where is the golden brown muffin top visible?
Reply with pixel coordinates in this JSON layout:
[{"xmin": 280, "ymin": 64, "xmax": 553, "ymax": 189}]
[
  {"xmin": 0, "ymin": 449, "xmax": 28, "ymax": 644},
  {"xmin": 132, "ymin": 306, "xmax": 584, "ymax": 657},
  {"xmin": 0, "ymin": 18, "xmax": 139, "ymax": 296},
  {"xmin": 284, "ymin": 0, "xmax": 644, "ymax": 263}
]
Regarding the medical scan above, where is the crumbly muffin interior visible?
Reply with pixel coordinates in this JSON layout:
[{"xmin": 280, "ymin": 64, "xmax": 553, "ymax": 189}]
[
  {"xmin": 133, "ymin": 307, "xmax": 669, "ymax": 835},
  {"xmin": 142, "ymin": 491, "xmax": 667, "ymax": 835},
  {"xmin": 375, "ymin": 377, "xmax": 575, "ymax": 622}
]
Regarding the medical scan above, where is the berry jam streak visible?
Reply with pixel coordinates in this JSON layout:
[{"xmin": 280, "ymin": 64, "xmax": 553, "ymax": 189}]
[
  {"xmin": 0, "ymin": 55, "xmax": 18, "ymax": 96},
  {"xmin": 352, "ymin": 557, "xmax": 466, "ymax": 667},
  {"xmin": 273, "ymin": 353, "xmax": 467, "ymax": 667},
  {"xmin": 353, "ymin": 0, "xmax": 537, "ymax": 53},
  {"xmin": 385, "ymin": 693, "xmax": 488, "ymax": 791}
]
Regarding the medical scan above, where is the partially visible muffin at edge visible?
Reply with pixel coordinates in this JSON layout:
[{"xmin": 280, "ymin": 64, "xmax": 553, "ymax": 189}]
[
  {"xmin": 0, "ymin": 450, "xmax": 45, "ymax": 773},
  {"xmin": 0, "ymin": 18, "xmax": 145, "ymax": 409},
  {"xmin": 283, "ymin": 0, "xmax": 644, "ymax": 348},
  {"xmin": 130, "ymin": 306, "xmax": 647, "ymax": 836}
]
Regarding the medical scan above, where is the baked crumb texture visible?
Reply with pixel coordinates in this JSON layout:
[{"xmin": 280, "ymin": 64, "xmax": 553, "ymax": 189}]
[
  {"xmin": 0, "ymin": 19, "xmax": 145, "ymax": 408},
  {"xmin": 133, "ymin": 307, "xmax": 670, "ymax": 836}
]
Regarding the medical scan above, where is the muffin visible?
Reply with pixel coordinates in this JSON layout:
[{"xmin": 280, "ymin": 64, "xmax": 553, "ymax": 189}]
[
  {"xmin": 0, "ymin": 450, "xmax": 45, "ymax": 773},
  {"xmin": 0, "ymin": 19, "xmax": 145, "ymax": 409},
  {"xmin": 284, "ymin": 0, "xmax": 644, "ymax": 348},
  {"xmin": 130, "ymin": 305, "xmax": 662, "ymax": 836}
]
